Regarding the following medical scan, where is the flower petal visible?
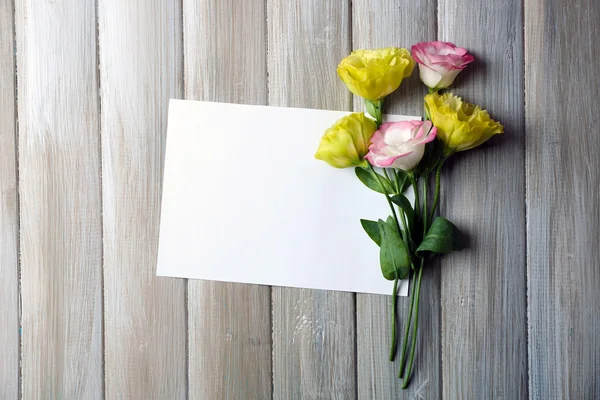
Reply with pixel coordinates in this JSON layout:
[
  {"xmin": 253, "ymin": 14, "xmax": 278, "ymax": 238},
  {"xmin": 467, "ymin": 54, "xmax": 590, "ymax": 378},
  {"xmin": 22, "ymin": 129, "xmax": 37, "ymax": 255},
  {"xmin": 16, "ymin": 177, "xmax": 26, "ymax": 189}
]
[{"xmin": 411, "ymin": 41, "xmax": 474, "ymax": 89}]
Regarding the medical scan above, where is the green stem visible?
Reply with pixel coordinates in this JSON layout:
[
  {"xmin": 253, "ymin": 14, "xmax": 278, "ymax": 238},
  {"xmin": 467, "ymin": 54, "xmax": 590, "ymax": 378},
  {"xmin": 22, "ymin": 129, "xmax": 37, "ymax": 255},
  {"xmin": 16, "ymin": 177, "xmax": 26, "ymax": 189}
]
[
  {"xmin": 408, "ymin": 174, "xmax": 420, "ymax": 227},
  {"xmin": 383, "ymin": 168, "xmax": 394, "ymax": 191},
  {"xmin": 422, "ymin": 175, "xmax": 428, "ymax": 237},
  {"xmin": 368, "ymin": 163, "xmax": 402, "ymax": 361},
  {"xmin": 401, "ymin": 263, "xmax": 424, "ymax": 389},
  {"xmin": 393, "ymin": 170, "xmax": 402, "ymax": 194},
  {"xmin": 365, "ymin": 99, "xmax": 383, "ymax": 126},
  {"xmin": 402, "ymin": 211, "xmax": 411, "ymax": 240},
  {"xmin": 368, "ymin": 165, "xmax": 401, "ymax": 235},
  {"xmin": 375, "ymin": 101, "xmax": 383, "ymax": 126},
  {"xmin": 379, "ymin": 168, "xmax": 412, "ymax": 264},
  {"xmin": 399, "ymin": 210, "xmax": 411, "ymax": 248},
  {"xmin": 397, "ymin": 210, "xmax": 414, "ymax": 270},
  {"xmin": 397, "ymin": 269, "xmax": 417, "ymax": 378},
  {"xmin": 389, "ymin": 277, "xmax": 399, "ymax": 361},
  {"xmin": 428, "ymin": 159, "xmax": 445, "ymax": 226},
  {"xmin": 385, "ymin": 168, "xmax": 412, "ymax": 250}
]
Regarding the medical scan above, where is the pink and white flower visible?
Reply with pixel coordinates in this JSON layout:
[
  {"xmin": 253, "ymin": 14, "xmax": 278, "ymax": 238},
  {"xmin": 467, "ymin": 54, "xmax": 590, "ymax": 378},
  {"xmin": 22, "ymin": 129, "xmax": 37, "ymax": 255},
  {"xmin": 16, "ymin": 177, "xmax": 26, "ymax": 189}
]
[
  {"xmin": 365, "ymin": 120, "xmax": 437, "ymax": 171},
  {"xmin": 411, "ymin": 41, "xmax": 474, "ymax": 89}
]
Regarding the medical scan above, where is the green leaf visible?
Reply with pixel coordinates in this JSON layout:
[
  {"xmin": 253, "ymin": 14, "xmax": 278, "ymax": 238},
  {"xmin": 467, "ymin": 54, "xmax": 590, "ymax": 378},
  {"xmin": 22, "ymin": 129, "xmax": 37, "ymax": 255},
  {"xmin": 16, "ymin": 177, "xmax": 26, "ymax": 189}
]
[
  {"xmin": 401, "ymin": 176, "xmax": 412, "ymax": 194},
  {"xmin": 360, "ymin": 219, "xmax": 382, "ymax": 246},
  {"xmin": 364, "ymin": 99, "xmax": 383, "ymax": 125},
  {"xmin": 355, "ymin": 167, "xmax": 393, "ymax": 194},
  {"xmin": 416, "ymin": 217, "xmax": 465, "ymax": 257},
  {"xmin": 390, "ymin": 194, "xmax": 414, "ymax": 226},
  {"xmin": 378, "ymin": 219, "xmax": 410, "ymax": 280},
  {"xmin": 394, "ymin": 169, "xmax": 410, "ymax": 193},
  {"xmin": 385, "ymin": 215, "xmax": 395, "ymax": 229},
  {"xmin": 364, "ymin": 100, "xmax": 378, "ymax": 121},
  {"xmin": 416, "ymin": 139, "xmax": 443, "ymax": 175}
]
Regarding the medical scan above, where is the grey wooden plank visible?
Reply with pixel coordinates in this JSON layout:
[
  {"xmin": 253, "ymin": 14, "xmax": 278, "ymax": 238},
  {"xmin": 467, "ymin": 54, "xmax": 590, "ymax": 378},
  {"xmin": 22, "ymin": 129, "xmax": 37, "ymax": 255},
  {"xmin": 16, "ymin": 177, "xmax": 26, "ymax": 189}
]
[
  {"xmin": 15, "ymin": 0, "xmax": 103, "ymax": 397},
  {"xmin": 0, "ymin": 0, "xmax": 19, "ymax": 397},
  {"xmin": 525, "ymin": 0, "xmax": 600, "ymax": 398},
  {"xmin": 183, "ymin": 0, "xmax": 272, "ymax": 398},
  {"xmin": 267, "ymin": 1, "xmax": 357, "ymax": 398},
  {"xmin": 437, "ymin": 1, "xmax": 528, "ymax": 398},
  {"xmin": 351, "ymin": 0, "xmax": 440, "ymax": 397},
  {"xmin": 98, "ymin": 1, "xmax": 187, "ymax": 397},
  {"xmin": 187, "ymin": 283, "xmax": 272, "ymax": 400}
]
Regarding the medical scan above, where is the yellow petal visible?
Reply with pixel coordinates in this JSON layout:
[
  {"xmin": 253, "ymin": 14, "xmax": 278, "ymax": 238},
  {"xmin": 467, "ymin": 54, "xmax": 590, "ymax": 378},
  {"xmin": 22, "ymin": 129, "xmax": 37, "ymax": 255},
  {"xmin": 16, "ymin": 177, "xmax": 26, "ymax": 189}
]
[
  {"xmin": 314, "ymin": 113, "xmax": 377, "ymax": 168},
  {"xmin": 425, "ymin": 92, "xmax": 503, "ymax": 152},
  {"xmin": 337, "ymin": 48, "xmax": 415, "ymax": 101}
]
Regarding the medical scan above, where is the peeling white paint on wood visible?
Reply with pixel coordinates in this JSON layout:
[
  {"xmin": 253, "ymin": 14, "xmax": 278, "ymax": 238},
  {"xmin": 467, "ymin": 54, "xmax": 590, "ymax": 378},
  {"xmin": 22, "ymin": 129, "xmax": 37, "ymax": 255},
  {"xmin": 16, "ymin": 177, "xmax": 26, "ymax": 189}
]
[
  {"xmin": 98, "ymin": 0, "xmax": 187, "ymax": 397},
  {"xmin": 16, "ymin": 0, "xmax": 103, "ymax": 397},
  {"xmin": 0, "ymin": 0, "xmax": 19, "ymax": 397}
]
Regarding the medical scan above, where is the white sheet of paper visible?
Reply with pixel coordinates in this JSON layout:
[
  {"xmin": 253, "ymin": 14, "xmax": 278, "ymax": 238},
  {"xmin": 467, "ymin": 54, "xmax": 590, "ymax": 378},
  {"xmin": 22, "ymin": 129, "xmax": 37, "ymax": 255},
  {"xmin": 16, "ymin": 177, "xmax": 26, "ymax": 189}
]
[{"xmin": 157, "ymin": 100, "xmax": 419, "ymax": 296}]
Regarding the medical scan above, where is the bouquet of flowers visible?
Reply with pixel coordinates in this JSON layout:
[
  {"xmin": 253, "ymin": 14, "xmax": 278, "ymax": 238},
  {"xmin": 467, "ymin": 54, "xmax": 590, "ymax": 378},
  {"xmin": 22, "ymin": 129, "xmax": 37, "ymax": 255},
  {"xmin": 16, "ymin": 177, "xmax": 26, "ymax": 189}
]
[{"xmin": 314, "ymin": 42, "xmax": 503, "ymax": 388}]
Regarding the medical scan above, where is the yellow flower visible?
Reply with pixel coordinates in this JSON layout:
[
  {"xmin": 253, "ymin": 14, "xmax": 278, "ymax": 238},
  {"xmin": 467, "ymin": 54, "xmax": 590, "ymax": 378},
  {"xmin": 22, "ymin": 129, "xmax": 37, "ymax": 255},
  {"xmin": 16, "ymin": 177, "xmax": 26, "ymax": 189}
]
[
  {"xmin": 315, "ymin": 113, "xmax": 377, "ymax": 168},
  {"xmin": 337, "ymin": 48, "xmax": 415, "ymax": 101},
  {"xmin": 425, "ymin": 92, "xmax": 503, "ymax": 152}
]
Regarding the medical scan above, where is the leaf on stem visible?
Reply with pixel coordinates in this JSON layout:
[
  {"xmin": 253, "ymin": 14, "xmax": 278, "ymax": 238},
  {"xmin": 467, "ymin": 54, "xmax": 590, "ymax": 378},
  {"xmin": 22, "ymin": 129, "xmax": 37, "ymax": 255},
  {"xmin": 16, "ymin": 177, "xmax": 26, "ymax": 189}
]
[
  {"xmin": 395, "ymin": 169, "xmax": 411, "ymax": 193},
  {"xmin": 360, "ymin": 219, "xmax": 382, "ymax": 246},
  {"xmin": 390, "ymin": 193, "xmax": 414, "ymax": 228},
  {"xmin": 378, "ymin": 219, "xmax": 410, "ymax": 280},
  {"xmin": 385, "ymin": 215, "xmax": 396, "ymax": 230},
  {"xmin": 355, "ymin": 166, "xmax": 394, "ymax": 194},
  {"xmin": 365, "ymin": 99, "xmax": 379, "ymax": 121},
  {"xmin": 416, "ymin": 217, "xmax": 465, "ymax": 257}
]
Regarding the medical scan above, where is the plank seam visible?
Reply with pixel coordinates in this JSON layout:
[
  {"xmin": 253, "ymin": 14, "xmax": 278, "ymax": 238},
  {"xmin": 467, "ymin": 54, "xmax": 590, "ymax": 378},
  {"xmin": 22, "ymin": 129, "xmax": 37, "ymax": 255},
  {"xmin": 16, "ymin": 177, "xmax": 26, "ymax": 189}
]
[
  {"xmin": 94, "ymin": 0, "xmax": 107, "ymax": 397},
  {"xmin": 522, "ymin": 0, "xmax": 531, "ymax": 397},
  {"xmin": 347, "ymin": 1, "xmax": 358, "ymax": 398},
  {"xmin": 184, "ymin": 284, "xmax": 190, "ymax": 400},
  {"xmin": 265, "ymin": 0, "xmax": 270, "ymax": 108},
  {"xmin": 180, "ymin": 1, "xmax": 190, "ymax": 399},
  {"xmin": 435, "ymin": 2, "xmax": 445, "ymax": 399},
  {"xmin": 11, "ymin": 0, "xmax": 23, "ymax": 397},
  {"xmin": 182, "ymin": 0, "xmax": 188, "ymax": 101},
  {"xmin": 265, "ymin": 1, "xmax": 274, "ymax": 399}
]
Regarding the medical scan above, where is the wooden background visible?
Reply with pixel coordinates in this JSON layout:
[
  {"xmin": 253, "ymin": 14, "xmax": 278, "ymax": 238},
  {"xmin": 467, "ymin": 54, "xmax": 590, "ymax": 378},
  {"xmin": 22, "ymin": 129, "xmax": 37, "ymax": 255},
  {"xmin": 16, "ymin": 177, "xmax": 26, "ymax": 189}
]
[{"xmin": 0, "ymin": 0, "xmax": 598, "ymax": 398}]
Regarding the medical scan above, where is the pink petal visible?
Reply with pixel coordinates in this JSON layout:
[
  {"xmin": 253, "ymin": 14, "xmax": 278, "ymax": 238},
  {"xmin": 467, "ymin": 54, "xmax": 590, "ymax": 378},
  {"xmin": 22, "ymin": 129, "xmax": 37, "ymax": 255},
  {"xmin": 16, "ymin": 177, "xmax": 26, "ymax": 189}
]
[
  {"xmin": 377, "ymin": 122, "xmax": 395, "ymax": 132},
  {"xmin": 411, "ymin": 41, "xmax": 474, "ymax": 70},
  {"xmin": 414, "ymin": 126, "xmax": 437, "ymax": 145},
  {"xmin": 412, "ymin": 121, "xmax": 429, "ymax": 139},
  {"xmin": 367, "ymin": 150, "xmax": 415, "ymax": 168},
  {"xmin": 411, "ymin": 43, "xmax": 430, "ymax": 65},
  {"xmin": 368, "ymin": 130, "xmax": 386, "ymax": 152}
]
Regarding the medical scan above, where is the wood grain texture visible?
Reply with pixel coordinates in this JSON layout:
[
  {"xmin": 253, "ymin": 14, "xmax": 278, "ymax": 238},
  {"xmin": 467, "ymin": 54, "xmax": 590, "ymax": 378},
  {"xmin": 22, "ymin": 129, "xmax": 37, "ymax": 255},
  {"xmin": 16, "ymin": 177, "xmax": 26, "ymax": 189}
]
[
  {"xmin": 15, "ymin": 0, "xmax": 103, "ymax": 397},
  {"xmin": 438, "ymin": 0, "xmax": 528, "ymax": 398},
  {"xmin": 525, "ymin": 0, "xmax": 600, "ymax": 398},
  {"xmin": 187, "ymin": 283, "xmax": 271, "ymax": 400},
  {"xmin": 0, "ymin": 0, "xmax": 19, "ymax": 397},
  {"xmin": 98, "ymin": 1, "xmax": 187, "ymax": 398},
  {"xmin": 352, "ymin": 0, "xmax": 440, "ymax": 397},
  {"xmin": 183, "ymin": 1, "xmax": 272, "ymax": 398},
  {"xmin": 268, "ymin": 1, "xmax": 356, "ymax": 398},
  {"xmin": 5, "ymin": 1, "xmax": 600, "ymax": 397}
]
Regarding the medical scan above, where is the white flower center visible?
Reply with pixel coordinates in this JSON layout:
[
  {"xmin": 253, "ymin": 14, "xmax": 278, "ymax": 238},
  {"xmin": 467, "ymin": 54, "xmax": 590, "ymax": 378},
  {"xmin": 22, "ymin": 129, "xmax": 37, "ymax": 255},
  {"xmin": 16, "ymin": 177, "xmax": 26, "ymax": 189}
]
[{"xmin": 383, "ymin": 126, "xmax": 417, "ymax": 155}]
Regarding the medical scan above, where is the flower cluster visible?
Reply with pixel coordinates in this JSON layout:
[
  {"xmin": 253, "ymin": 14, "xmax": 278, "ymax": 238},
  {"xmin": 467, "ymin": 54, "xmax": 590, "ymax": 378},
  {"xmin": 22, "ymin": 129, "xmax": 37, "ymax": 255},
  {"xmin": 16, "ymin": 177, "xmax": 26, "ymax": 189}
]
[{"xmin": 314, "ymin": 43, "xmax": 503, "ymax": 389}]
